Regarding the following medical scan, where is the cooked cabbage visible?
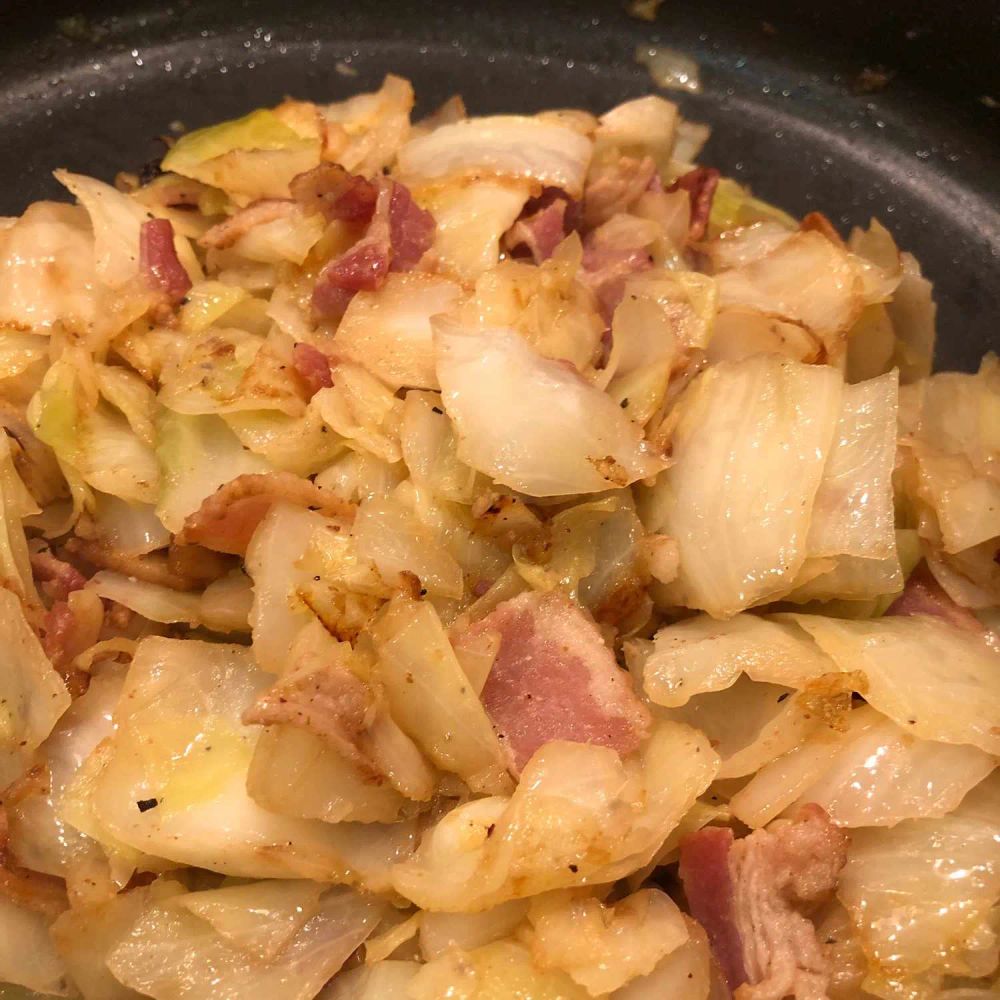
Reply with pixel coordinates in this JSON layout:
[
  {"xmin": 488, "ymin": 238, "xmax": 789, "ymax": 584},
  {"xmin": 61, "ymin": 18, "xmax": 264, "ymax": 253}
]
[
  {"xmin": 436, "ymin": 323, "xmax": 666, "ymax": 496},
  {"xmin": 0, "ymin": 896, "xmax": 70, "ymax": 996},
  {"xmin": 639, "ymin": 354, "xmax": 842, "ymax": 617}
]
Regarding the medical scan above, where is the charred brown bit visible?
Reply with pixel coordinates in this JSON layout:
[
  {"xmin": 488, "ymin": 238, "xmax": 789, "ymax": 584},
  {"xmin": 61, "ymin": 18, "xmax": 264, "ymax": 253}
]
[
  {"xmin": 63, "ymin": 538, "xmax": 231, "ymax": 592},
  {"xmin": 471, "ymin": 493, "xmax": 545, "ymax": 545},
  {"xmin": 800, "ymin": 212, "xmax": 846, "ymax": 249},
  {"xmin": 177, "ymin": 472, "xmax": 356, "ymax": 556}
]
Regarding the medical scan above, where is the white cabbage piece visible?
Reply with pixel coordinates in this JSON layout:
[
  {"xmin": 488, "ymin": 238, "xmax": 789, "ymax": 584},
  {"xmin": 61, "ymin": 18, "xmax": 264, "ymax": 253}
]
[
  {"xmin": 87, "ymin": 570, "xmax": 249, "ymax": 633},
  {"xmin": 391, "ymin": 721, "xmax": 718, "ymax": 911},
  {"xmin": 69, "ymin": 636, "xmax": 416, "ymax": 886},
  {"xmin": 527, "ymin": 888, "xmax": 689, "ymax": 996},
  {"xmin": 108, "ymin": 884, "xmax": 383, "ymax": 1000},
  {"xmin": 408, "ymin": 940, "xmax": 590, "ymax": 1000},
  {"xmin": 730, "ymin": 703, "xmax": 996, "ymax": 829},
  {"xmin": 436, "ymin": 323, "xmax": 665, "ymax": 496},
  {"xmin": 0, "ymin": 432, "xmax": 41, "ymax": 609},
  {"xmin": 31, "ymin": 356, "xmax": 161, "ymax": 506},
  {"xmin": 229, "ymin": 209, "xmax": 325, "ymax": 266},
  {"xmin": 51, "ymin": 878, "xmax": 186, "ymax": 1000},
  {"xmin": 417, "ymin": 178, "xmax": 531, "ymax": 281},
  {"xmin": 780, "ymin": 613, "xmax": 1000, "ymax": 754},
  {"xmin": 397, "ymin": 114, "xmax": 593, "ymax": 196},
  {"xmin": 354, "ymin": 494, "xmax": 465, "ymax": 599},
  {"xmin": 160, "ymin": 107, "xmax": 322, "ymax": 205},
  {"xmin": 0, "ymin": 896, "xmax": 70, "ymax": 996},
  {"xmin": 7, "ymin": 667, "xmax": 123, "ymax": 880},
  {"xmin": 0, "ymin": 588, "xmax": 71, "ymax": 787},
  {"xmin": 627, "ymin": 612, "xmax": 835, "ymax": 708},
  {"xmin": 334, "ymin": 273, "xmax": 462, "ymax": 391},
  {"xmin": 639, "ymin": 355, "xmax": 842, "ymax": 617},
  {"xmin": 154, "ymin": 411, "xmax": 273, "ymax": 533},
  {"xmin": 90, "ymin": 493, "xmax": 172, "ymax": 556},
  {"xmin": 321, "ymin": 74, "xmax": 414, "ymax": 176},
  {"xmin": 400, "ymin": 391, "xmax": 478, "ymax": 504},
  {"xmin": 837, "ymin": 774, "xmax": 1000, "ymax": 996},
  {"xmin": 714, "ymin": 230, "xmax": 863, "ymax": 357},
  {"xmin": 0, "ymin": 202, "xmax": 100, "ymax": 335},
  {"xmin": 55, "ymin": 170, "xmax": 199, "ymax": 288},
  {"xmin": 370, "ymin": 597, "xmax": 510, "ymax": 795},
  {"xmin": 314, "ymin": 365, "xmax": 403, "ymax": 465},
  {"xmin": 592, "ymin": 95, "xmax": 678, "ymax": 170},
  {"xmin": 419, "ymin": 900, "xmax": 529, "ymax": 960},
  {"xmin": 320, "ymin": 960, "xmax": 420, "ymax": 1000},
  {"xmin": 610, "ymin": 917, "xmax": 712, "ymax": 1000},
  {"xmin": 806, "ymin": 370, "xmax": 898, "ymax": 560}
]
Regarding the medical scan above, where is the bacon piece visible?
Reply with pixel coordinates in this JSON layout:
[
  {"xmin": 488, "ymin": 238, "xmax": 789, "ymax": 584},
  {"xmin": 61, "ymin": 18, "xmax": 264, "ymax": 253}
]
[
  {"xmin": 292, "ymin": 342, "xmax": 334, "ymax": 397},
  {"xmin": 580, "ymin": 220, "xmax": 654, "ymax": 321},
  {"xmin": 681, "ymin": 806, "xmax": 849, "ymax": 1000},
  {"xmin": 29, "ymin": 549, "xmax": 85, "ymax": 603},
  {"xmin": 177, "ymin": 472, "xmax": 356, "ymax": 556},
  {"xmin": 504, "ymin": 198, "xmax": 568, "ymax": 264},
  {"xmin": 452, "ymin": 591, "xmax": 651, "ymax": 773},
  {"xmin": 311, "ymin": 179, "xmax": 434, "ymax": 319},
  {"xmin": 387, "ymin": 182, "xmax": 435, "ymax": 271},
  {"xmin": 583, "ymin": 155, "xmax": 658, "ymax": 228},
  {"xmin": 679, "ymin": 826, "xmax": 748, "ymax": 990},
  {"xmin": 198, "ymin": 198, "xmax": 297, "ymax": 249},
  {"xmin": 886, "ymin": 562, "xmax": 983, "ymax": 633},
  {"xmin": 139, "ymin": 218, "xmax": 191, "ymax": 301},
  {"xmin": 667, "ymin": 166, "xmax": 720, "ymax": 242},
  {"xmin": 290, "ymin": 163, "xmax": 378, "ymax": 223},
  {"xmin": 41, "ymin": 589, "xmax": 103, "ymax": 698}
]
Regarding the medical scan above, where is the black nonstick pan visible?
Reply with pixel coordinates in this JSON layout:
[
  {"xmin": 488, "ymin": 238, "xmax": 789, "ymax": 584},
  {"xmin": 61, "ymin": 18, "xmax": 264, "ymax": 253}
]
[{"xmin": 0, "ymin": 0, "xmax": 996, "ymax": 370}]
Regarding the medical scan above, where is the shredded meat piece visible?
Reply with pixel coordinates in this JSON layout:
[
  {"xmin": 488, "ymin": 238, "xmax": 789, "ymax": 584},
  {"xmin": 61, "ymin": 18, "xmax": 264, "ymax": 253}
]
[
  {"xmin": 580, "ymin": 222, "xmax": 654, "ymax": 321},
  {"xmin": 29, "ymin": 549, "xmax": 86, "ymax": 603},
  {"xmin": 452, "ymin": 591, "xmax": 651, "ymax": 773},
  {"xmin": 583, "ymin": 155, "xmax": 658, "ymax": 228},
  {"xmin": 290, "ymin": 162, "xmax": 379, "ymax": 223},
  {"xmin": 177, "ymin": 472, "xmax": 356, "ymax": 556},
  {"xmin": 63, "ymin": 538, "xmax": 230, "ymax": 592},
  {"xmin": 311, "ymin": 176, "xmax": 434, "ymax": 319},
  {"xmin": 667, "ymin": 166, "xmax": 720, "ymax": 242},
  {"xmin": 886, "ymin": 562, "xmax": 984, "ymax": 633},
  {"xmin": 0, "ymin": 804, "xmax": 68, "ymax": 917},
  {"xmin": 198, "ymin": 198, "xmax": 297, "ymax": 249},
  {"xmin": 503, "ymin": 187, "xmax": 577, "ymax": 264},
  {"xmin": 292, "ymin": 342, "xmax": 334, "ymax": 396},
  {"xmin": 681, "ymin": 806, "xmax": 849, "ymax": 1000},
  {"xmin": 243, "ymin": 663, "xmax": 380, "ymax": 780},
  {"xmin": 139, "ymin": 218, "xmax": 191, "ymax": 301},
  {"xmin": 41, "ymin": 589, "xmax": 103, "ymax": 699}
]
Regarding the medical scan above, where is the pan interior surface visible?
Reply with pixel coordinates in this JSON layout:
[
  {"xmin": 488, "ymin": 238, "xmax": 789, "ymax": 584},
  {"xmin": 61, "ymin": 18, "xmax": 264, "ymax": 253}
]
[{"xmin": 0, "ymin": 0, "xmax": 996, "ymax": 369}]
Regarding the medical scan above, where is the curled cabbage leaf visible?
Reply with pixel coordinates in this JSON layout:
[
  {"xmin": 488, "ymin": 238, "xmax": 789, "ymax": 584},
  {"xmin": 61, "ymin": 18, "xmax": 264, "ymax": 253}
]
[
  {"xmin": 780, "ymin": 613, "xmax": 1000, "ymax": 754},
  {"xmin": 0, "ymin": 432, "xmax": 41, "ymax": 609},
  {"xmin": 527, "ymin": 888, "xmax": 689, "ymax": 995},
  {"xmin": 639, "ymin": 354, "xmax": 842, "ymax": 617},
  {"xmin": 334, "ymin": 273, "xmax": 463, "ymax": 391},
  {"xmin": 730, "ymin": 703, "xmax": 996, "ymax": 829},
  {"xmin": 436, "ymin": 324, "xmax": 666, "ymax": 496},
  {"xmin": 397, "ymin": 115, "xmax": 593, "ymax": 197},
  {"xmin": 611, "ymin": 916, "xmax": 712, "ymax": 1000},
  {"xmin": 0, "ymin": 588, "xmax": 71, "ymax": 787},
  {"xmin": 836, "ymin": 775, "xmax": 1000, "ymax": 997},
  {"xmin": 592, "ymin": 95, "xmax": 678, "ymax": 171},
  {"xmin": 314, "ymin": 365, "xmax": 403, "ymax": 464},
  {"xmin": 108, "ymin": 884, "xmax": 383, "ymax": 1000},
  {"xmin": 390, "ymin": 721, "xmax": 718, "ymax": 911},
  {"xmin": 419, "ymin": 900, "xmax": 529, "ymax": 960}
]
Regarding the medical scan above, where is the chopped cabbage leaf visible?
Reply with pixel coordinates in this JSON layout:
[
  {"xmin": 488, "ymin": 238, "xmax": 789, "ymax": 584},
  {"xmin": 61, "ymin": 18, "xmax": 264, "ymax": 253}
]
[{"xmin": 0, "ymin": 896, "xmax": 70, "ymax": 996}]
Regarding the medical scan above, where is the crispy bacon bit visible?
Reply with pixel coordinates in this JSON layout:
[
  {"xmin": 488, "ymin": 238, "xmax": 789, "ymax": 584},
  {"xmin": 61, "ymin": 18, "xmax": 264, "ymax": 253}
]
[
  {"xmin": 886, "ymin": 562, "xmax": 984, "ymax": 633},
  {"xmin": 0, "ymin": 807, "xmax": 67, "ymax": 917},
  {"xmin": 292, "ymin": 342, "xmax": 334, "ymax": 397},
  {"xmin": 452, "ymin": 591, "xmax": 651, "ymax": 773},
  {"xmin": 290, "ymin": 163, "xmax": 378, "ymax": 223},
  {"xmin": 63, "ymin": 538, "xmax": 231, "ymax": 592},
  {"xmin": 800, "ymin": 212, "xmax": 846, "ymax": 249},
  {"xmin": 681, "ymin": 805, "xmax": 849, "ymax": 1000},
  {"xmin": 583, "ymin": 156, "xmax": 658, "ymax": 228},
  {"xmin": 139, "ymin": 218, "xmax": 192, "ymax": 301},
  {"xmin": 581, "ymin": 223, "xmax": 654, "ymax": 321},
  {"xmin": 29, "ymin": 549, "xmax": 86, "ymax": 603},
  {"xmin": 311, "ymin": 179, "xmax": 434, "ymax": 319},
  {"xmin": 198, "ymin": 199, "xmax": 297, "ymax": 250},
  {"xmin": 243, "ymin": 663, "xmax": 378, "ymax": 778},
  {"xmin": 177, "ymin": 472, "xmax": 356, "ymax": 556},
  {"xmin": 667, "ymin": 166, "xmax": 720, "ymax": 241}
]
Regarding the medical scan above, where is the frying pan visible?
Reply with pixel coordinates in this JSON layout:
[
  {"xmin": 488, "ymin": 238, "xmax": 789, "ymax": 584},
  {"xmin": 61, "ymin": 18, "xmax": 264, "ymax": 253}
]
[{"xmin": 0, "ymin": 0, "xmax": 996, "ymax": 370}]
